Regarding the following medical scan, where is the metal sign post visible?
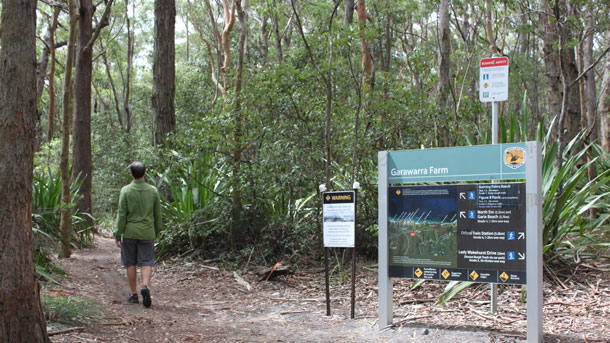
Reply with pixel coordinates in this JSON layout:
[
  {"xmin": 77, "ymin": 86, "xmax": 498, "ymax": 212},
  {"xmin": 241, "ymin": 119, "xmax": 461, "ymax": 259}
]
[
  {"xmin": 351, "ymin": 182, "xmax": 360, "ymax": 319},
  {"xmin": 320, "ymin": 184, "xmax": 331, "ymax": 316},
  {"xmin": 490, "ymin": 100, "xmax": 499, "ymax": 313},
  {"xmin": 320, "ymin": 185, "xmax": 358, "ymax": 318},
  {"xmin": 481, "ymin": 55, "xmax": 509, "ymax": 314}
]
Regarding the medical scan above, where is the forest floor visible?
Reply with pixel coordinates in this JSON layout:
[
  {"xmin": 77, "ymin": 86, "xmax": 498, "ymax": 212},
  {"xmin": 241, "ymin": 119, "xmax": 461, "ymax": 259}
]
[{"xmin": 45, "ymin": 233, "xmax": 609, "ymax": 343}]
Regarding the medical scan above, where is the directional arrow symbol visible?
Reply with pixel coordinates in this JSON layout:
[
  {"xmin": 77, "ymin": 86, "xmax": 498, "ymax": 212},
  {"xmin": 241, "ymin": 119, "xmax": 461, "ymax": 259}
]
[
  {"xmin": 518, "ymin": 253, "xmax": 526, "ymax": 260},
  {"xmin": 459, "ymin": 211, "xmax": 467, "ymax": 218},
  {"xmin": 459, "ymin": 193, "xmax": 466, "ymax": 199},
  {"xmin": 518, "ymin": 232, "xmax": 525, "ymax": 240}
]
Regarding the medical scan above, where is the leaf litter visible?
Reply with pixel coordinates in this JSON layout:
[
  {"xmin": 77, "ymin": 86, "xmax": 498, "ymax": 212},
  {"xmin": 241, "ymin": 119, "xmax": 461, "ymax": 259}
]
[{"xmin": 48, "ymin": 235, "xmax": 609, "ymax": 342}]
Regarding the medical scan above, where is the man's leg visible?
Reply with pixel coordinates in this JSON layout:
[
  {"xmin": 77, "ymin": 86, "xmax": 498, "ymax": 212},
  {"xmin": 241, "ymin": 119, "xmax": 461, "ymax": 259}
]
[
  {"xmin": 138, "ymin": 240, "xmax": 155, "ymax": 308},
  {"xmin": 141, "ymin": 266, "xmax": 152, "ymax": 287},
  {"xmin": 121, "ymin": 238, "xmax": 140, "ymax": 303},
  {"xmin": 127, "ymin": 266, "xmax": 138, "ymax": 294}
]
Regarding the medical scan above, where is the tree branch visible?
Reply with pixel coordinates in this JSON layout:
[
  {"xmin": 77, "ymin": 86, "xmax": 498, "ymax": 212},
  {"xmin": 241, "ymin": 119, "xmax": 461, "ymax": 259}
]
[{"xmin": 84, "ymin": 0, "xmax": 115, "ymax": 53}]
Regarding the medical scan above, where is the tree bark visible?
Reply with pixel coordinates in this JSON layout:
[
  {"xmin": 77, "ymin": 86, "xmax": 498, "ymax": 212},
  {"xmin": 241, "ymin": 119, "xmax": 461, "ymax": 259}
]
[
  {"xmin": 124, "ymin": 0, "xmax": 134, "ymax": 132},
  {"xmin": 557, "ymin": 1, "xmax": 581, "ymax": 144},
  {"xmin": 152, "ymin": 0, "xmax": 176, "ymax": 146},
  {"xmin": 357, "ymin": 0, "xmax": 372, "ymax": 95},
  {"xmin": 231, "ymin": 0, "xmax": 248, "ymax": 247},
  {"xmin": 344, "ymin": 0, "xmax": 354, "ymax": 24},
  {"xmin": 37, "ymin": 8, "xmax": 61, "ymax": 102},
  {"xmin": 47, "ymin": 8, "xmax": 61, "ymax": 142},
  {"xmin": 583, "ymin": 7, "xmax": 597, "ymax": 143},
  {"xmin": 72, "ymin": 0, "xmax": 95, "ymax": 228},
  {"xmin": 600, "ymin": 32, "xmax": 610, "ymax": 152},
  {"xmin": 0, "ymin": 0, "xmax": 51, "ymax": 341},
  {"xmin": 59, "ymin": 0, "xmax": 79, "ymax": 259},
  {"xmin": 437, "ymin": 0, "xmax": 451, "ymax": 147},
  {"xmin": 582, "ymin": 5, "xmax": 597, "ymax": 220},
  {"xmin": 261, "ymin": 16, "xmax": 269, "ymax": 66},
  {"xmin": 542, "ymin": 1, "xmax": 562, "ymax": 130},
  {"xmin": 272, "ymin": 11, "xmax": 284, "ymax": 62}
]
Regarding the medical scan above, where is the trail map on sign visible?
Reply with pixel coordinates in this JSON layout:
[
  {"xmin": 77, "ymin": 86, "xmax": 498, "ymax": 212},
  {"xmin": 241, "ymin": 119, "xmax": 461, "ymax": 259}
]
[
  {"xmin": 388, "ymin": 186, "xmax": 458, "ymax": 268},
  {"xmin": 388, "ymin": 183, "xmax": 526, "ymax": 284}
]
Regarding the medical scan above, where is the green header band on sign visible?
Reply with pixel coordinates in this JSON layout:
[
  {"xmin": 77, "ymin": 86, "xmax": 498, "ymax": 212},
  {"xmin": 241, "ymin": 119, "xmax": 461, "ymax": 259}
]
[{"xmin": 387, "ymin": 143, "xmax": 528, "ymax": 183}]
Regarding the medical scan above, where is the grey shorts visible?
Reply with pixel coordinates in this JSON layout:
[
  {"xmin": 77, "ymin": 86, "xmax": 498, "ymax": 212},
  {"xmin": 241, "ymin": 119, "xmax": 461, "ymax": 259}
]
[{"xmin": 120, "ymin": 238, "xmax": 155, "ymax": 266}]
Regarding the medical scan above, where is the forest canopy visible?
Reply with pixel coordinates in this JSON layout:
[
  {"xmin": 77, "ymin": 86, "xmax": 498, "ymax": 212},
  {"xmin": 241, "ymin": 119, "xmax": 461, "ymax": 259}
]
[{"xmin": 28, "ymin": 0, "xmax": 610, "ymax": 267}]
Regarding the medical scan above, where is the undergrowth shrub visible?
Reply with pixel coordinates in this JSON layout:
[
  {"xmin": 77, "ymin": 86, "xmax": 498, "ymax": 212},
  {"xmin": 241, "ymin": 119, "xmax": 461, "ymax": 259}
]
[
  {"xmin": 33, "ymin": 142, "xmax": 94, "ymax": 282},
  {"xmin": 41, "ymin": 295, "xmax": 104, "ymax": 327}
]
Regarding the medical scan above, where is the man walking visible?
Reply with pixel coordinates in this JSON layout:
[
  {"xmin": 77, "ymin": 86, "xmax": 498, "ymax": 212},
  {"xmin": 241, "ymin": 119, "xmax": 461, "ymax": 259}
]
[{"xmin": 114, "ymin": 161, "xmax": 162, "ymax": 308}]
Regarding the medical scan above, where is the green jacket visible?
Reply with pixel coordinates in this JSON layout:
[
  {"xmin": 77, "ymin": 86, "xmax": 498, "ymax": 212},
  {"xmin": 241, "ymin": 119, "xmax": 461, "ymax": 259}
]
[{"xmin": 114, "ymin": 180, "xmax": 162, "ymax": 242}]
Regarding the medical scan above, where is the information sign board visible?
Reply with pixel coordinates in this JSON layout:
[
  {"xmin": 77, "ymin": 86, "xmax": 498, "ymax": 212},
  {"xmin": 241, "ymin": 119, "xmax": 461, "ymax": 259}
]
[
  {"xmin": 323, "ymin": 191, "xmax": 355, "ymax": 248},
  {"xmin": 388, "ymin": 183, "xmax": 526, "ymax": 284},
  {"xmin": 378, "ymin": 142, "xmax": 543, "ymax": 342},
  {"xmin": 479, "ymin": 56, "xmax": 509, "ymax": 102}
]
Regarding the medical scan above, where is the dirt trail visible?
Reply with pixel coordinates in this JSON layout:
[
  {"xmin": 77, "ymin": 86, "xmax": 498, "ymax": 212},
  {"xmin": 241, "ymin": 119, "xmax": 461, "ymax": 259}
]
[{"xmin": 48, "ymin": 234, "xmax": 609, "ymax": 342}]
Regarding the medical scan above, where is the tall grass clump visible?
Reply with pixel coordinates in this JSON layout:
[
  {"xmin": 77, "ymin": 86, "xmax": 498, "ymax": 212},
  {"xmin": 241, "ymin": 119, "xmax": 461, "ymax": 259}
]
[{"xmin": 155, "ymin": 153, "xmax": 228, "ymax": 259}]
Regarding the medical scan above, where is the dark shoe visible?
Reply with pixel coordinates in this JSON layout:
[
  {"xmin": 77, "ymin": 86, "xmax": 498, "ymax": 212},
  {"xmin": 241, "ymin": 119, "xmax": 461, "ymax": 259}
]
[
  {"xmin": 141, "ymin": 286, "xmax": 151, "ymax": 308},
  {"xmin": 128, "ymin": 293, "xmax": 139, "ymax": 304}
]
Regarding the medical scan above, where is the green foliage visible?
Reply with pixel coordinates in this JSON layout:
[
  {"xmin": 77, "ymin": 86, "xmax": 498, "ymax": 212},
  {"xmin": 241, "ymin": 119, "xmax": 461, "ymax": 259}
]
[
  {"xmin": 541, "ymin": 129, "xmax": 610, "ymax": 259},
  {"xmin": 155, "ymin": 152, "xmax": 227, "ymax": 258},
  {"xmin": 32, "ymin": 143, "xmax": 93, "ymax": 282},
  {"xmin": 32, "ymin": 166, "xmax": 93, "ymax": 247},
  {"xmin": 438, "ymin": 281, "xmax": 475, "ymax": 305}
]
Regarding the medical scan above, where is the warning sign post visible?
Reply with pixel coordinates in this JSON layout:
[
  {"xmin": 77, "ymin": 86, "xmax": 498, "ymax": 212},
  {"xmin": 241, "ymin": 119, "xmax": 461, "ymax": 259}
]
[{"xmin": 479, "ymin": 56, "xmax": 509, "ymax": 102}]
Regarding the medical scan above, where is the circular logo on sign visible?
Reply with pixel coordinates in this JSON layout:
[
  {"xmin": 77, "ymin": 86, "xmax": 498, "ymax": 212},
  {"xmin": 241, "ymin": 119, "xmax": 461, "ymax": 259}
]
[{"xmin": 504, "ymin": 147, "xmax": 526, "ymax": 169}]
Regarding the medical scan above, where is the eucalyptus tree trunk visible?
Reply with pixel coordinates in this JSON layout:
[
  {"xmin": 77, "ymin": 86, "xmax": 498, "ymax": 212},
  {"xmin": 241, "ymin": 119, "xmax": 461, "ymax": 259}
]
[
  {"xmin": 582, "ymin": 7, "xmax": 597, "ymax": 145},
  {"xmin": 344, "ymin": 0, "xmax": 354, "ymax": 24},
  {"xmin": 348, "ymin": 0, "xmax": 370, "ymax": 182},
  {"xmin": 59, "ymin": 0, "xmax": 79, "ymax": 259},
  {"xmin": 47, "ymin": 8, "xmax": 61, "ymax": 142},
  {"xmin": 73, "ymin": 0, "xmax": 94, "ymax": 228},
  {"xmin": 600, "ymin": 32, "xmax": 610, "ymax": 152},
  {"xmin": 436, "ymin": 0, "xmax": 451, "ymax": 147},
  {"xmin": 72, "ymin": 0, "xmax": 113, "ymax": 228},
  {"xmin": 272, "ymin": 10, "xmax": 283, "ymax": 62},
  {"xmin": 582, "ymin": 6, "xmax": 597, "ymax": 219},
  {"xmin": 261, "ymin": 16, "xmax": 269, "ymax": 66},
  {"xmin": 152, "ymin": 0, "xmax": 176, "ymax": 146},
  {"xmin": 357, "ymin": 0, "xmax": 372, "ymax": 105},
  {"xmin": 541, "ymin": 2, "xmax": 561, "ymax": 129},
  {"xmin": 231, "ymin": 0, "xmax": 247, "ymax": 247},
  {"xmin": 124, "ymin": 0, "xmax": 134, "ymax": 132},
  {"xmin": 556, "ymin": 1, "xmax": 581, "ymax": 145},
  {"xmin": 0, "ymin": 1, "xmax": 50, "ymax": 341},
  {"xmin": 37, "ymin": 8, "xmax": 61, "ymax": 102}
]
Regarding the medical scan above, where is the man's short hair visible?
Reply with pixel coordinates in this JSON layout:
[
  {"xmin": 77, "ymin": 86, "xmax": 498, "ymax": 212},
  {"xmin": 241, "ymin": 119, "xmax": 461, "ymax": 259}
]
[{"xmin": 130, "ymin": 161, "xmax": 146, "ymax": 179}]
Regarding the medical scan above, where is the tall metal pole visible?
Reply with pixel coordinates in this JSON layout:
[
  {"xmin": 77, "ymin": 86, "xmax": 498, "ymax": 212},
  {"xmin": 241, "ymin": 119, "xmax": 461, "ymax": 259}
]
[
  {"xmin": 526, "ymin": 141, "xmax": 543, "ymax": 342},
  {"xmin": 351, "ymin": 185, "xmax": 359, "ymax": 319},
  {"xmin": 319, "ymin": 185, "xmax": 331, "ymax": 316},
  {"xmin": 325, "ymin": 246, "xmax": 331, "ymax": 316},
  {"xmin": 377, "ymin": 151, "xmax": 392, "ymax": 326},
  {"xmin": 490, "ymin": 101, "xmax": 499, "ymax": 313}
]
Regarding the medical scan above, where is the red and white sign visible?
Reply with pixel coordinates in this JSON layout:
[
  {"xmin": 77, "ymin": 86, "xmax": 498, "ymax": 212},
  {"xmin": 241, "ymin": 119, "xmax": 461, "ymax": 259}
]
[{"xmin": 479, "ymin": 56, "xmax": 509, "ymax": 102}]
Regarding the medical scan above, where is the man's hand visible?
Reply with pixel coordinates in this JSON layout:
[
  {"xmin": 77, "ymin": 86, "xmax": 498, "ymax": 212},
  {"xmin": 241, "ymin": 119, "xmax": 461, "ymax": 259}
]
[{"xmin": 116, "ymin": 240, "xmax": 122, "ymax": 248}]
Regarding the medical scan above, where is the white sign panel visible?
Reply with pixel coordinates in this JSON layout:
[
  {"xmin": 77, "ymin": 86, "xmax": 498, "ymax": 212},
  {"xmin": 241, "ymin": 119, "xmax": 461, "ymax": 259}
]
[
  {"xmin": 323, "ymin": 191, "xmax": 355, "ymax": 248},
  {"xmin": 479, "ymin": 57, "xmax": 509, "ymax": 102}
]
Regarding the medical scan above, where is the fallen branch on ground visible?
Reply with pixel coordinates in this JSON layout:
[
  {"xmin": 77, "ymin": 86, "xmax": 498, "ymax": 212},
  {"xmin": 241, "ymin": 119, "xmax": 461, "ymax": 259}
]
[{"xmin": 47, "ymin": 327, "xmax": 85, "ymax": 336}]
